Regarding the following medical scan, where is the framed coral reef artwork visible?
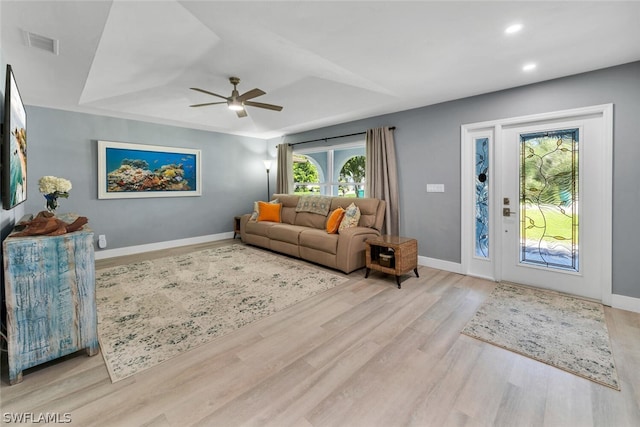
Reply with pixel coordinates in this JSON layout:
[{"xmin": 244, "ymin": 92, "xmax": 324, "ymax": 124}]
[{"xmin": 97, "ymin": 140, "xmax": 202, "ymax": 199}]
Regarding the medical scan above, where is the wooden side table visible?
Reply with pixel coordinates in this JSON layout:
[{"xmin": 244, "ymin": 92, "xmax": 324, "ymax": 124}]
[
  {"xmin": 233, "ymin": 216, "xmax": 241, "ymax": 239},
  {"xmin": 365, "ymin": 235, "xmax": 419, "ymax": 288}
]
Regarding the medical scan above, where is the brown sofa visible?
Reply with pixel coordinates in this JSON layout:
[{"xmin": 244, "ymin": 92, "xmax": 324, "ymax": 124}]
[{"xmin": 240, "ymin": 193, "xmax": 386, "ymax": 273}]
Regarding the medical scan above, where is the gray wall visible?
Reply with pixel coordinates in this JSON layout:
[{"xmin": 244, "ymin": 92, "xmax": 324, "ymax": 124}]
[
  {"xmin": 272, "ymin": 61, "xmax": 640, "ymax": 299},
  {"xmin": 19, "ymin": 107, "xmax": 267, "ymax": 251}
]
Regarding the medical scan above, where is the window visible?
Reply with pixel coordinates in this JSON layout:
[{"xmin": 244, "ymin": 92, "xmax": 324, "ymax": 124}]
[
  {"xmin": 293, "ymin": 154, "xmax": 322, "ymax": 194},
  {"xmin": 338, "ymin": 155, "xmax": 365, "ymax": 197},
  {"xmin": 293, "ymin": 143, "xmax": 366, "ymax": 197}
]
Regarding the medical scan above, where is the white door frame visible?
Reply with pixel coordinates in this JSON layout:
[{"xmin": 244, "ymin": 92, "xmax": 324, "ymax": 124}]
[{"xmin": 461, "ymin": 104, "xmax": 613, "ymax": 305}]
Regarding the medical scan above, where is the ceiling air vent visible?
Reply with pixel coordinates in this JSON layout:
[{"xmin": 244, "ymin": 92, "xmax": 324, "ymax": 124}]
[{"xmin": 23, "ymin": 30, "xmax": 59, "ymax": 55}]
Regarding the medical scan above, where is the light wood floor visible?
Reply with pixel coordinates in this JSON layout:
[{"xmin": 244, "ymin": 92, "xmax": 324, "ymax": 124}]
[{"xmin": 1, "ymin": 240, "xmax": 639, "ymax": 426}]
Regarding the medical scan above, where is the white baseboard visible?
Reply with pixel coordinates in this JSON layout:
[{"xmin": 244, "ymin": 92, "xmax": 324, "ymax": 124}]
[
  {"xmin": 418, "ymin": 256, "xmax": 463, "ymax": 275},
  {"xmin": 94, "ymin": 232, "xmax": 235, "ymax": 260},
  {"xmin": 611, "ymin": 294, "xmax": 640, "ymax": 314}
]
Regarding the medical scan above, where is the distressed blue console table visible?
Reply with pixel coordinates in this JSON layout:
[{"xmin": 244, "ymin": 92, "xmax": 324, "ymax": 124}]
[{"xmin": 3, "ymin": 222, "xmax": 99, "ymax": 385}]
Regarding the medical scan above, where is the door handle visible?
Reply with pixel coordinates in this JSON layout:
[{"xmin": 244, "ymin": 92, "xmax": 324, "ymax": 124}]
[{"xmin": 503, "ymin": 207, "xmax": 517, "ymax": 217}]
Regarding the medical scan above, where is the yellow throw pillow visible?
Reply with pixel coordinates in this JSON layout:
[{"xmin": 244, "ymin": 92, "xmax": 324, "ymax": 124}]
[
  {"xmin": 257, "ymin": 201, "xmax": 282, "ymax": 222},
  {"xmin": 325, "ymin": 207, "xmax": 345, "ymax": 234}
]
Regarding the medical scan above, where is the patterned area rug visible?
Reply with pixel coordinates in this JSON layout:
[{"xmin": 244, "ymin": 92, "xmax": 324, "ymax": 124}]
[
  {"xmin": 461, "ymin": 283, "xmax": 620, "ymax": 390},
  {"xmin": 96, "ymin": 245, "xmax": 348, "ymax": 382}
]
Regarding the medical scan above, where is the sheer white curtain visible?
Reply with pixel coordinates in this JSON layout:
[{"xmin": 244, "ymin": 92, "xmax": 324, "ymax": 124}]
[
  {"xmin": 365, "ymin": 127, "xmax": 399, "ymax": 235},
  {"xmin": 276, "ymin": 143, "xmax": 293, "ymax": 194}
]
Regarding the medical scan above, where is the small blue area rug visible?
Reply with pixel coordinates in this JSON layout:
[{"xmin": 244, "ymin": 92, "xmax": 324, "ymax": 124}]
[{"xmin": 461, "ymin": 283, "xmax": 619, "ymax": 390}]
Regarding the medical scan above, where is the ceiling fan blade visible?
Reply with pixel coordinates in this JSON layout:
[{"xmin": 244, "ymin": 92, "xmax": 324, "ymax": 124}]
[
  {"xmin": 236, "ymin": 109, "xmax": 248, "ymax": 118},
  {"xmin": 237, "ymin": 88, "xmax": 266, "ymax": 102},
  {"xmin": 244, "ymin": 101, "xmax": 283, "ymax": 111},
  {"xmin": 190, "ymin": 87, "xmax": 228, "ymax": 100},
  {"xmin": 189, "ymin": 101, "xmax": 227, "ymax": 107}
]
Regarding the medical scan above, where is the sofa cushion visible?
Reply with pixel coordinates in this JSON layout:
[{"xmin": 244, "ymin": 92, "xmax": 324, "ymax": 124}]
[
  {"xmin": 274, "ymin": 194, "xmax": 300, "ymax": 224},
  {"xmin": 299, "ymin": 247, "xmax": 337, "ymax": 270},
  {"xmin": 245, "ymin": 220, "xmax": 278, "ymax": 236},
  {"xmin": 257, "ymin": 201, "xmax": 282, "ymax": 222},
  {"xmin": 325, "ymin": 207, "xmax": 345, "ymax": 234},
  {"xmin": 250, "ymin": 198, "xmax": 279, "ymax": 221},
  {"xmin": 331, "ymin": 197, "xmax": 380, "ymax": 229},
  {"xmin": 338, "ymin": 202, "xmax": 361, "ymax": 232},
  {"xmin": 270, "ymin": 240, "xmax": 300, "ymax": 258},
  {"xmin": 268, "ymin": 224, "xmax": 308, "ymax": 245},
  {"xmin": 295, "ymin": 195, "xmax": 332, "ymax": 215},
  {"xmin": 294, "ymin": 211, "xmax": 327, "ymax": 229},
  {"xmin": 299, "ymin": 229, "xmax": 339, "ymax": 255}
]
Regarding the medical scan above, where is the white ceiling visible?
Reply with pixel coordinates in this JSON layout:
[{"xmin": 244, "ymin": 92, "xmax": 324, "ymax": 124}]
[{"xmin": 2, "ymin": 1, "xmax": 640, "ymax": 139}]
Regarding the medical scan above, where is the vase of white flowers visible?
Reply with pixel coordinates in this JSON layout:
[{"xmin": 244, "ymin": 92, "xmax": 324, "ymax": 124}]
[{"xmin": 38, "ymin": 176, "xmax": 72, "ymax": 214}]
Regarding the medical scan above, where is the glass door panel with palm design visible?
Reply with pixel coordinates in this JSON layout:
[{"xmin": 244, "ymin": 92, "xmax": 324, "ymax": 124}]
[{"xmin": 519, "ymin": 129, "xmax": 579, "ymax": 271}]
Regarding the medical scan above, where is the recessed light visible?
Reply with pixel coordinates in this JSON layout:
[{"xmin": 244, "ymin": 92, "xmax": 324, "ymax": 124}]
[
  {"xmin": 505, "ymin": 24, "xmax": 523, "ymax": 34},
  {"xmin": 522, "ymin": 63, "xmax": 537, "ymax": 72}
]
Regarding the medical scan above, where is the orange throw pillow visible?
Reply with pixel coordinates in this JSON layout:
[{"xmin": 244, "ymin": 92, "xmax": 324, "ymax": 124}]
[
  {"xmin": 325, "ymin": 207, "xmax": 345, "ymax": 234},
  {"xmin": 257, "ymin": 201, "xmax": 282, "ymax": 222}
]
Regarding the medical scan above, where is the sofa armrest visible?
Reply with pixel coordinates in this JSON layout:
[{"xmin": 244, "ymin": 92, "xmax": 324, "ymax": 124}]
[
  {"xmin": 239, "ymin": 213, "xmax": 253, "ymax": 241},
  {"xmin": 336, "ymin": 227, "xmax": 381, "ymax": 273},
  {"xmin": 338, "ymin": 226, "xmax": 381, "ymax": 238}
]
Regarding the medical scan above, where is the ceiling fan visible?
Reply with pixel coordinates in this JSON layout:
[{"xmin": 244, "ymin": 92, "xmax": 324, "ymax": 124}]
[{"xmin": 189, "ymin": 77, "xmax": 283, "ymax": 118}]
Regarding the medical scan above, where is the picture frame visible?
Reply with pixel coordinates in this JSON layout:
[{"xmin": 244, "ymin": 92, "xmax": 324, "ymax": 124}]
[
  {"xmin": 2, "ymin": 64, "xmax": 28, "ymax": 209},
  {"xmin": 97, "ymin": 140, "xmax": 202, "ymax": 199}
]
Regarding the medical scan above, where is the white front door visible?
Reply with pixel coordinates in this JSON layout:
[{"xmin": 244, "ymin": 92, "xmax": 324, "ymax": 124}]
[{"xmin": 462, "ymin": 105, "xmax": 613, "ymax": 302}]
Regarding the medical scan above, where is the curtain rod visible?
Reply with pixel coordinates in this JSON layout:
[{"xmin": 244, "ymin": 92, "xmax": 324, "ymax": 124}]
[{"xmin": 289, "ymin": 126, "xmax": 395, "ymax": 146}]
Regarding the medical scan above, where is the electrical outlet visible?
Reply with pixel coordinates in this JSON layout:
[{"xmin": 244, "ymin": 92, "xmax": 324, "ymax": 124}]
[
  {"xmin": 426, "ymin": 184, "xmax": 445, "ymax": 193},
  {"xmin": 98, "ymin": 234, "xmax": 107, "ymax": 249}
]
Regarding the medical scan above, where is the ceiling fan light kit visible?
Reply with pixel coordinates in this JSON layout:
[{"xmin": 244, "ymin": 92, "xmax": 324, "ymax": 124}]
[{"xmin": 190, "ymin": 77, "xmax": 282, "ymax": 118}]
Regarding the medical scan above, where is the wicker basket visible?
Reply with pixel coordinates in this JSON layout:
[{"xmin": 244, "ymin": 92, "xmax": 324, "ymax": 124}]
[{"xmin": 379, "ymin": 252, "xmax": 394, "ymax": 268}]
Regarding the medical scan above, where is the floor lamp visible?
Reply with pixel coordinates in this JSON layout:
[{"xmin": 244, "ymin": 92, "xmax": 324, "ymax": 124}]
[{"xmin": 263, "ymin": 160, "xmax": 272, "ymax": 200}]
